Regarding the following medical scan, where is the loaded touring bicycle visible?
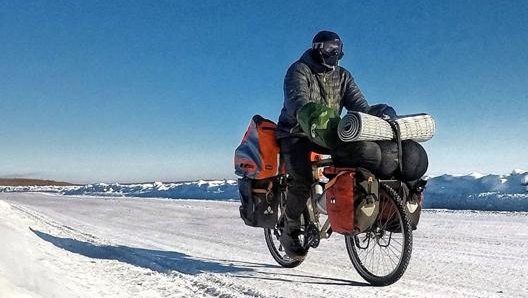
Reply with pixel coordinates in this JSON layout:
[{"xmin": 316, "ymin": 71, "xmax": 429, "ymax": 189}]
[{"xmin": 234, "ymin": 112, "xmax": 434, "ymax": 286}]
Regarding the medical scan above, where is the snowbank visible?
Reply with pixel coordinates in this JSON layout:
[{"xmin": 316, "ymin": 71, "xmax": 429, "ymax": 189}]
[
  {"xmin": 1, "ymin": 171, "xmax": 527, "ymax": 211},
  {"xmin": 425, "ymin": 170, "xmax": 528, "ymax": 211}
]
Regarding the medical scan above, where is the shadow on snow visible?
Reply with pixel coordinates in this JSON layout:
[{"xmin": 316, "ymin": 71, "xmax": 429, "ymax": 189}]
[
  {"xmin": 29, "ymin": 227, "xmax": 253, "ymax": 275},
  {"xmin": 30, "ymin": 228, "xmax": 371, "ymax": 286}
]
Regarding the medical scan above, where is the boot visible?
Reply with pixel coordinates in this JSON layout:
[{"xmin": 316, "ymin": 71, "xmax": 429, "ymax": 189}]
[{"xmin": 279, "ymin": 215, "xmax": 308, "ymax": 261}]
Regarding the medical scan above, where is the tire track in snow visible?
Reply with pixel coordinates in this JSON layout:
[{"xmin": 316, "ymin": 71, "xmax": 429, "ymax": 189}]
[{"xmin": 7, "ymin": 202, "xmax": 283, "ymax": 298}]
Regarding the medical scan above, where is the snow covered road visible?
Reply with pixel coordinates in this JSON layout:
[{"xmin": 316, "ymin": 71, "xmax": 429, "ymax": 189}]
[{"xmin": 1, "ymin": 193, "xmax": 527, "ymax": 298}]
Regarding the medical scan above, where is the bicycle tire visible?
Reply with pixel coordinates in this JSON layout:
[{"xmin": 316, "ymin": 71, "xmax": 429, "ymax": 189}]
[
  {"xmin": 264, "ymin": 183, "xmax": 308, "ymax": 268},
  {"xmin": 345, "ymin": 183, "xmax": 413, "ymax": 286},
  {"xmin": 264, "ymin": 226, "xmax": 304, "ymax": 268}
]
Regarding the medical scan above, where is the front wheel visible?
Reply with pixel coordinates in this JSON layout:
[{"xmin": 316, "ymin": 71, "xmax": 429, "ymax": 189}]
[{"xmin": 345, "ymin": 183, "xmax": 413, "ymax": 286}]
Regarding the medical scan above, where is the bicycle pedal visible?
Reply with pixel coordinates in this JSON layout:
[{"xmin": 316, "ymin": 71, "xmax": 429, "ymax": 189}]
[
  {"xmin": 305, "ymin": 223, "xmax": 320, "ymax": 248},
  {"xmin": 307, "ymin": 236, "xmax": 320, "ymax": 248}
]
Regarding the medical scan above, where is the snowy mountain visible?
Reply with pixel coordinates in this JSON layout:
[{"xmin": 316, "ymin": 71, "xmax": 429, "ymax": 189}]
[{"xmin": 1, "ymin": 170, "xmax": 527, "ymax": 211}]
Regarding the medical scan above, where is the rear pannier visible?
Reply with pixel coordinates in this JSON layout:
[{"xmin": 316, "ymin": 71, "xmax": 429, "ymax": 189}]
[
  {"xmin": 237, "ymin": 177, "xmax": 279, "ymax": 228},
  {"xmin": 234, "ymin": 115, "xmax": 283, "ymax": 228},
  {"xmin": 234, "ymin": 115, "xmax": 281, "ymax": 180}
]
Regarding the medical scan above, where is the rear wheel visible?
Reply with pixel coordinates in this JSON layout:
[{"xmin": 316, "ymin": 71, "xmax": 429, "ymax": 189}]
[
  {"xmin": 345, "ymin": 183, "xmax": 413, "ymax": 286},
  {"xmin": 264, "ymin": 225, "xmax": 304, "ymax": 268}
]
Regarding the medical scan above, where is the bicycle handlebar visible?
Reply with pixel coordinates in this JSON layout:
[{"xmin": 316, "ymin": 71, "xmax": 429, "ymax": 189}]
[{"xmin": 313, "ymin": 158, "xmax": 333, "ymax": 167}]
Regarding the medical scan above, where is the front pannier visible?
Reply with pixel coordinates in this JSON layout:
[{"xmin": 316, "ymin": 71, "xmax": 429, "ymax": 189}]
[
  {"xmin": 324, "ymin": 170, "xmax": 356, "ymax": 233},
  {"xmin": 379, "ymin": 179, "xmax": 426, "ymax": 231},
  {"xmin": 324, "ymin": 168, "xmax": 380, "ymax": 234}
]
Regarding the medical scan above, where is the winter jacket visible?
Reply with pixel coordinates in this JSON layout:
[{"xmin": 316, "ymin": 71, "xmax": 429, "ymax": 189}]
[{"xmin": 276, "ymin": 49, "xmax": 370, "ymax": 139}]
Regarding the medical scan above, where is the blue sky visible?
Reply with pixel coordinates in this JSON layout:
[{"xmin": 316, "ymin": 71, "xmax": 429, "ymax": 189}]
[{"xmin": 1, "ymin": 0, "xmax": 527, "ymax": 183}]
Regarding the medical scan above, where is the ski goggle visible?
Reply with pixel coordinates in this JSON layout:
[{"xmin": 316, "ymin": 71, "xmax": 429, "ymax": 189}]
[{"xmin": 312, "ymin": 40, "xmax": 343, "ymax": 56}]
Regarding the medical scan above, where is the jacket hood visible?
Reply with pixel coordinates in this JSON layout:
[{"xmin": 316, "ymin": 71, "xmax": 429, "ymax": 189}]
[{"xmin": 300, "ymin": 49, "xmax": 331, "ymax": 74}]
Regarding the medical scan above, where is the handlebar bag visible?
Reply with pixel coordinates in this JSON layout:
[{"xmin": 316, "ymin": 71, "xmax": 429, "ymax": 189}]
[{"xmin": 297, "ymin": 102, "xmax": 341, "ymax": 149}]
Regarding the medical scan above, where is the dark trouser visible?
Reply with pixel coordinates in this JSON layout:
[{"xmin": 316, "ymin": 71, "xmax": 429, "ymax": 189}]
[{"xmin": 279, "ymin": 137, "xmax": 329, "ymax": 220}]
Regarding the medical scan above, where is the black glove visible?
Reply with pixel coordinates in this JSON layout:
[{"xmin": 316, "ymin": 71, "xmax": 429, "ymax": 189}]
[{"xmin": 368, "ymin": 104, "xmax": 397, "ymax": 120}]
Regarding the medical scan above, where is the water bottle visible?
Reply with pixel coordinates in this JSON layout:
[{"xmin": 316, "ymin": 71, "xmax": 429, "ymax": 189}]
[{"xmin": 313, "ymin": 183, "xmax": 327, "ymax": 214}]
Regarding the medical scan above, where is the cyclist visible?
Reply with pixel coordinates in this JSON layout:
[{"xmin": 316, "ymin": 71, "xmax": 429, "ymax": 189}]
[{"xmin": 276, "ymin": 30, "xmax": 395, "ymax": 260}]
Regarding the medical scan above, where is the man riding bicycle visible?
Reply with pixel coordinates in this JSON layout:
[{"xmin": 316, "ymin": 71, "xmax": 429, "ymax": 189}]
[{"xmin": 276, "ymin": 30, "xmax": 395, "ymax": 260}]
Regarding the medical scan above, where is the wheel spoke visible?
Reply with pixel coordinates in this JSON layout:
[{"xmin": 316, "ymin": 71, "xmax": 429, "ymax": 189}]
[{"xmin": 346, "ymin": 183, "xmax": 413, "ymax": 286}]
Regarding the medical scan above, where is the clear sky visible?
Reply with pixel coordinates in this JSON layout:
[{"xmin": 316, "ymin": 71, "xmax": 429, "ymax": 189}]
[{"xmin": 1, "ymin": 0, "xmax": 527, "ymax": 183}]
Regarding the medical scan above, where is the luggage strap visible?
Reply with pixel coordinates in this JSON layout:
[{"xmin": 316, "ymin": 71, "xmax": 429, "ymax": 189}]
[
  {"xmin": 388, "ymin": 120, "xmax": 403, "ymax": 175},
  {"xmin": 252, "ymin": 181, "xmax": 274, "ymax": 203}
]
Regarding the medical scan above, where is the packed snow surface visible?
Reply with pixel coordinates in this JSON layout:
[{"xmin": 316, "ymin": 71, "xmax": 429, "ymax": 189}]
[
  {"xmin": 1, "ymin": 193, "xmax": 527, "ymax": 298},
  {"xmin": 1, "ymin": 170, "xmax": 527, "ymax": 211}
]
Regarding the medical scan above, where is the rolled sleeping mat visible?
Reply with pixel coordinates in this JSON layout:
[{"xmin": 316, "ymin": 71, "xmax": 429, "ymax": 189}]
[
  {"xmin": 338, "ymin": 112, "xmax": 436, "ymax": 142},
  {"xmin": 396, "ymin": 114, "xmax": 436, "ymax": 142},
  {"xmin": 337, "ymin": 112, "xmax": 393, "ymax": 142}
]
